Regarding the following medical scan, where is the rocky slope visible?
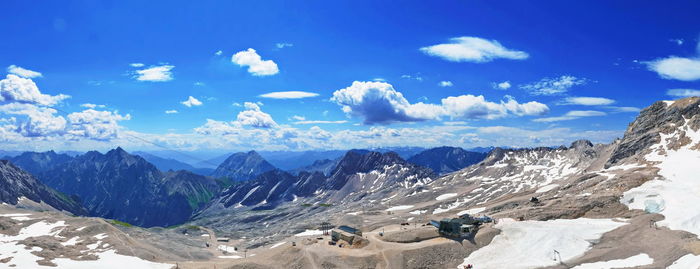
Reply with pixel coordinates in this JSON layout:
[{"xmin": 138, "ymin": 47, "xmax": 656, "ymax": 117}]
[
  {"xmin": 0, "ymin": 160, "xmax": 86, "ymax": 215},
  {"xmin": 407, "ymin": 146, "xmax": 487, "ymax": 175},
  {"xmin": 211, "ymin": 151, "xmax": 276, "ymax": 181}
]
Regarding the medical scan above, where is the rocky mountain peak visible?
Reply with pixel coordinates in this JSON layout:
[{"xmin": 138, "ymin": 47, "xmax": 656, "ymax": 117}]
[
  {"xmin": 606, "ymin": 97, "xmax": 700, "ymax": 167},
  {"xmin": 570, "ymin": 139, "xmax": 594, "ymax": 150},
  {"xmin": 211, "ymin": 150, "xmax": 276, "ymax": 181}
]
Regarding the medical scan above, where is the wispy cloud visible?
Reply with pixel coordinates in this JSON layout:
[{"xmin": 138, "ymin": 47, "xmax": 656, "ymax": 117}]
[
  {"xmin": 133, "ymin": 65, "xmax": 174, "ymax": 82},
  {"xmin": 533, "ymin": 110, "xmax": 606, "ymax": 122},
  {"xmin": 667, "ymin": 88, "xmax": 700, "ymax": 97},
  {"xmin": 165, "ymin": 110, "xmax": 178, "ymax": 114},
  {"xmin": 259, "ymin": 91, "xmax": 320, "ymax": 99},
  {"xmin": 420, "ymin": 36, "xmax": 528, "ymax": 63},
  {"xmin": 560, "ymin": 97, "xmax": 615, "ymax": 106},
  {"xmin": 492, "ymin": 81, "xmax": 511, "ymax": 90},
  {"xmin": 438, "ymin": 81, "xmax": 453, "ymax": 87},
  {"xmin": 7, "ymin": 65, "xmax": 42, "ymax": 78},
  {"xmin": 520, "ymin": 75, "xmax": 587, "ymax": 95},
  {"xmin": 276, "ymin": 43, "xmax": 293, "ymax": 49}
]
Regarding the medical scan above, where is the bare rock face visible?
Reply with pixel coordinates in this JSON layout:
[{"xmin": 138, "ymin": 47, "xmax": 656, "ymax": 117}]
[
  {"xmin": 607, "ymin": 97, "xmax": 700, "ymax": 167},
  {"xmin": 0, "ymin": 160, "xmax": 86, "ymax": 215}
]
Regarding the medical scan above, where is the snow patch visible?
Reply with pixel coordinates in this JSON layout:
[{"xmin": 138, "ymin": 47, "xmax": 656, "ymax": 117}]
[
  {"xmin": 435, "ymin": 193, "xmax": 458, "ymax": 201},
  {"xmin": 385, "ymin": 205, "xmax": 414, "ymax": 212},
  {"xmin": 294, "ymin": 229, "xmax": 323, "ymax": 237},
  {"xmin": 535, "ymin": 184, "xmax": 558, "ymax": 193},
  {"xmin": 461, "ymin": 218, "xmax": 627, "ymax": 269},
  {"xmin": 668, "ymin": 253, "xmax": 700, "ymax": 269},
  {"xmin": 269, "ymin": 242, "xmax": 286, "ymax": 249},
  {"xmin": 570, "ymin": 254, "xmax": 653, "ymax": 269},
  {"xmin": 457, "ymin": 207, "xmax": 485, "ymax": 215}
]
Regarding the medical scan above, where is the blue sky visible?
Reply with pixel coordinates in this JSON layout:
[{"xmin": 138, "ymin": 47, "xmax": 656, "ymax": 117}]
[{"xmin": 2, "ymin": 0, "xmax": 700, "ymax": 152}]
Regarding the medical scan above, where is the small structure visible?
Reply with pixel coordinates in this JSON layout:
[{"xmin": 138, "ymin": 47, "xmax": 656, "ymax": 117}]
[
  {"xmin": 216, "ymin": 237, "xmax": 230, "ymax": 242},
  {"xmin": 430, "ymin": 213, "xmax": 492, "ymax": 238},
  {"xmin": 331, "ymin": 225, "xmax": 362, "ymax": 245}
]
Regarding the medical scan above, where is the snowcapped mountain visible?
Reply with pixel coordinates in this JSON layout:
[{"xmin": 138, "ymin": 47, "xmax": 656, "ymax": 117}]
[
  {"xmin": 407, "ymin": 146, "xmax": 487, "ymax": 175},
  {"xmin": 0, "ymin": 160, "xmax": 86, "ymax": 215},
  {"xmin": 211, "ymin": 151, "xmax": 276, "ymax": 181}
]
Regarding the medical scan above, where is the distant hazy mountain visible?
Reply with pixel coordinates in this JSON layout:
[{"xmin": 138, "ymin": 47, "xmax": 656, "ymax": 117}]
[
  {"xmin": 464, "ymin": 146, "xmax": 496, "ymax": 153},
  {"xmin": 290, "ymin": 159, "xmax": 338, "ymax": 176},
  {"xmin": 258, "ymin": 150, "xmax": 347, "ymax": 170},
  {"xmin": 5, "ymin": 150, "xmax": 74, "ymax": 176},
  {"xmin": 0, "ymin": 160, "xmax": 86, "ymax": 215},
  {"xmin": 0, "ymin": 150, "xmax": 23, "ymax": 158},
  {"xmin": 134, "ymin": 151, "xmax": 214, "ymax": 175},
  {"xmin": 408, "ymin": 146, "xmax": 488, "ymax": 175},
  {"xmin": 366, "ymin": 146, "xmax": 426, "ymax": 159},
  {"xmin": 36, "ymin": 147, "xmax": 223, "ymax": 227},
  {"xmin": 211, "ymin": 151, "xmax": 276, "ymax": 181}
]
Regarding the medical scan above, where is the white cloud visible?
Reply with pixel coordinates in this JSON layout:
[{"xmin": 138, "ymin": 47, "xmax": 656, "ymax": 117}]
[
  {"xmin": 291, "ymin": 115, "xmax": 306, "ymax": 121},
  {"xmin": 520, "ymin": 75, "xmax": 587, "ymax": 95},
  {"xmin": 165, "ymin": 110, "xmax": 178, "ymax": 114},
  {"xmin": 231, "ymin": 48, "xmax": 279, "ymax": 76},
  {"xmin": 331, "ymin": 81, "xmax": 548, "ymax": 124},
  {"xmin": 80, "ymin": 103, "xmax": 105, "ymax": 109},
  {"xmin": 215, "ymin": 50, "xmax": 223, "ymax": 56},
  {"xmin": 293, "ymin": 120, "xmax": 348, "ymax": 125},
  {"xmin": 0, "ymin": 75, "xmax": 69, "ymax": 106},
  {"xmin": 259, "ymin": 91, "xmax": 320, "ymax": 99},
  {"xmin": 492, "ymin": 81, "xmax": 511, "ymax": 90},
  {"xmin": 133, "ymin": 65, "xmax": 174, "ymax": 82},
  {"xmin": 7, "ymin": 65, "xmax": 42, "ymax": 78},
  {"xmin": 646, "ymin": 57, "xmax": 700, "ymax": 81},
  {"xmin": 0, "ymin": 103, "xmax": 66, "ymax": 137},
  {"xmin": 533, "ymin": 110, "xmax": 606, "ymax": 122},
  {"xmin": 439, "ymin": 81, "xmax": 453, "ymax": 87},
  {"xmin": 181, "ymin": 96, "xmax": 203, "ymax": 107},
  {"xmin": 276, "ymin": 43, "xmax": 293, "ymax": 49},
  {"xmin": 67, "ymin": 109, "xmax": 131, "ymax": 140},
  {"xmin": 666, "ymin": 88, "xmax": 700, "ymax": 98},
  {"xmin": 561, "ymin": 97, "xmax": 615, "ymax": 106},
  {"xmin": 129, "ymin": 63, "xmax": 145, "ymax": 68},
  {"xmin": 442, "ymin": 95, "xmax": 549, "ymax": 120},
  {"xmin": 236, "ymin": 102, "xmax": 277, "ymax": 128},
  {"xmin": 420, "ymin": 36, "xmax": 528, "ymax": 63}
]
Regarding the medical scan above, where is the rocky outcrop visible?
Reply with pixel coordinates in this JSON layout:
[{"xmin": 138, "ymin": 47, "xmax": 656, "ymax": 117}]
[{"xmin": 0, "ymin": 160, "xmax": 86, "ymax": 215}]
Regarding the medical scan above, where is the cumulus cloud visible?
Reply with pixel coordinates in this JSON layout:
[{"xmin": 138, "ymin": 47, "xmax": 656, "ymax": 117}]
[
  {"xmin": 236, "ymin": 102, "xmax": 277, "ymax": 128},
  {"xmin": 533, "ymin": 110, "xmax": 606, "ymax": 122},
  {"xmin": 331, "ymin": 81, "xmax": 548, "ymax": 124},
  {"xmin": 0, "ymin": 75, "xmax": 69, "ymax": 106},
  {"xmin": 67, "ymin": 109, "xmax": 131, "ymax": 140},
  {"xmin": 667, "ymin": 88, "xmax": 700, "ymax": 97},
  {"xmin": 520, "ymin": 75, "xmax": 587, "ymax": 95},
  {"xmin": 0, "ymin": 103, "xmax": 66, "ymax": 137},
  {"xmin": 133, "ymin": 65, "xmax": 174, "ymax": 82},
  {"xmin": 214, "ymin": 50, "xmax": 223, "ymax": 56},
  {"xmin": 165, "ymin": 110, "xmax": 178, "ymax": 114},
  {"xmin": 7, "ymin": 65, "xmax": 42, "ymax": 78},
  {"xmin": 560, "ymin": 97, "xmax": 615, "ymax": 106},
  {"xmin": 331, "ymin": 81, "xmax": 443, "ymax": 124},
  {"xmin": 420, "ymin": 36, "xmax": 528, "ymax": 63},
  {"xmin": 439, "ymin": 81, "xmax": 453, "ymax": 87},
  {"xmin": 181, "ymin": 96, "xmax": 203, "ymax": 107},
  {"xmin": 231, "ymin": 48, "xmax": 279, "ymax": 76},
  {"xmin": 492, "ymin": 81, "xmax": 511, "ymax": 90},
  {"xmin": 259, "ymin": 91, "xmax": 319, "ymax": 99}
]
